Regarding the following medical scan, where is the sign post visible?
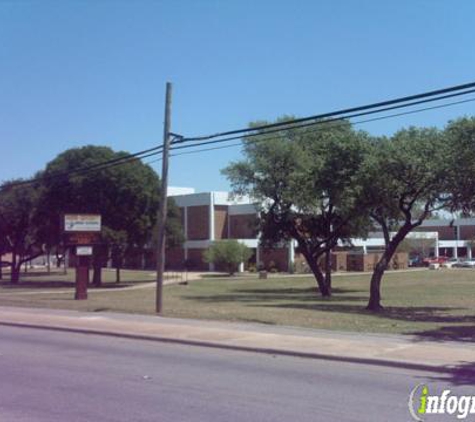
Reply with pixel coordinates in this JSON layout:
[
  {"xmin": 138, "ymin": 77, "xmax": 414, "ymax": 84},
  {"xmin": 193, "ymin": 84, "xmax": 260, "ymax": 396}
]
[{"xmin": 62, "ymin": 214, "xmax": 101, "ymax": 300}]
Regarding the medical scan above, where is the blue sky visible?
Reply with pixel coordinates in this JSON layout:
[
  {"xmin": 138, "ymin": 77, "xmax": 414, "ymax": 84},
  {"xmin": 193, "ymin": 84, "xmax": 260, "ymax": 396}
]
[{"xmin": 1, "ymin": 0, "xmax": 475, "ymax": 192}]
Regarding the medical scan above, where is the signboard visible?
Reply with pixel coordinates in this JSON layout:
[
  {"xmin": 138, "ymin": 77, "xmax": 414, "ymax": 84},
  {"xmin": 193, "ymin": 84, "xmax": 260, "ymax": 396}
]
[
  {"xmin": 64, "ymin": 214, "xmax": 101, "ymax": 232},
  {"xmin": 64, "ymin": 232, "xmax": 101, "ymax": 245},
  {"xmin": 76, "ymin": 246, "xmax": 93, "ymax": 256}
]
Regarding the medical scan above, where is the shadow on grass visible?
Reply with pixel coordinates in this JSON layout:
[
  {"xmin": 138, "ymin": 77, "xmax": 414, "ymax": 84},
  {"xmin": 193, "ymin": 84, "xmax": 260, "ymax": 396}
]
[
  {"xmin": 236, "ymin": 287, "xmax": 365, "ymax": 295},
  {"xmin": 258, "ymin": 303, "xmax": 475, "ymax": 324},
  {"xmin": 183, "ymin": 285, "xmax": 475, "ymax": 331},
  {"xmin": 200, "ymin": 274, "xmax": 242, "ymax": 279},
  {"xmin": 411, "ymin": 325, "xmax": 475, "ymax": 343},
  {"xmin": 0, "ymin": 280, "xmax": 75, "ymax": 289},
  {"xmin": 0, "ymin": 279, "xmax": 151, "ymax": 289},
  {"xmin": 9, "ymin": 271, "xmax": 66, "ymax": 278},
  {"xmin": 184, "ymin": 290, "xmax": 368, "ymax": 304}
]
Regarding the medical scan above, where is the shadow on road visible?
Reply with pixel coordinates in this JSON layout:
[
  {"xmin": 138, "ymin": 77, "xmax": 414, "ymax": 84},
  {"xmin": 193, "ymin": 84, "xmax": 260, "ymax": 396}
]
[{"xmin": 421, "ymin": 361, "xmax": 475, "ymax": 386}]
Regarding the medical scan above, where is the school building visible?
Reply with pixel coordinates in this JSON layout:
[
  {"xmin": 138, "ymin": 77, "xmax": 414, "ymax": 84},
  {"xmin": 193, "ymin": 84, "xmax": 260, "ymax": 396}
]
[{"xmin": 166, "ymin": 188, "xmax": 475, "ymax": 272}]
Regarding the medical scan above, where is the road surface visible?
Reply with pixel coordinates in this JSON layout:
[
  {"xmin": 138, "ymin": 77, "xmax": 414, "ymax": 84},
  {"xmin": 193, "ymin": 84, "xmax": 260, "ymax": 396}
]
[{"xmin": 0, "ymin": 325, "xmax": 472, "ymax": 421}]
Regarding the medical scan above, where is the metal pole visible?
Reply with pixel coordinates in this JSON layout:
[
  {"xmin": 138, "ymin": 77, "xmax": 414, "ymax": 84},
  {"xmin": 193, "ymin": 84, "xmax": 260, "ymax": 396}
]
[{"xmin": 156, "ymin": 82, "xmax": 172, "ymax": 314}]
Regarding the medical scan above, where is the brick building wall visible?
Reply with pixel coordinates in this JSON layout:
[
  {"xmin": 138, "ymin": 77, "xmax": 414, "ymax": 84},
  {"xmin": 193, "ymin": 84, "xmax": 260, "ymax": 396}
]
[
  {"xmin": 294, "ymin": 251, "xmax": 348, "ymax": 273},
  {"xmin": 229, "ymin": 214, "xmax": 257, "ymax": 239},
  {"xmin": 413, "ymin": 225, "xmax": 456, "ymax": 240},
  {"xmin": 459, "ymin": 226, "xmax": 475, "ymax": 240},
  {"xmin": 260, "ymin": 247, "xmax": 289, "ymax": 271},
  {"xmin": 186, "ymin": 248, "xmax": 208, "ymax": 271},
  {"xmin": 346, "ymin": 252, "xmax": 408, "ymax": 272},
  {"xmin": 166, "ymin": 247, "xmax": 185, "ymax": 269},
  {"xmin": 214, "ymin": 205, "xmax": 229, "ymax": 240},
  {"xmin": 187, "ymin": 206, "xmax": 209, "ymax": 240}
]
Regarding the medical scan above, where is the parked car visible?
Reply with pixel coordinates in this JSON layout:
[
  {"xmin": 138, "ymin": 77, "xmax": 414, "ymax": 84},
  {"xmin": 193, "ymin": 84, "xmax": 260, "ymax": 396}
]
[
  {"xmin": 442, "ymin": 258, "xmax": 461, "ymax": 268},
  {"xmin": 453, "ymin": 259, "xmax": 467, "ymax": 268},
  {"xmin": 408, "ymin": 256, "xmax": 423, "ymax": 267},
  {"xmin": 460, "ymin": 259, "xmax": 475, "ymax": 268},
  {"xmin": 422, "ymin": 256, "xmax": 449, "ymax": 267}
]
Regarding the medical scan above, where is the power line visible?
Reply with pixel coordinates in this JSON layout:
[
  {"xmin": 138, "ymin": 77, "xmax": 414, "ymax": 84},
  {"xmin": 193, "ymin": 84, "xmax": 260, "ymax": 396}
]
[
  {"xmin": 182, "ymin": 81, "xmax": 475, "ymax": 142},
  {"xmin": 4, "ymin": 81, "xmax": 475, "ymax": 191},
  {"xmin": 169, "ymin": 95, "xmax": 475, "ymax": 154},
  {"xmin": 145, "ymin": 95, "xmax": 475, "ymax": 164},
  {"xmin": 175, "ymin": 88, "xmax": 475, "ymax": 147}
]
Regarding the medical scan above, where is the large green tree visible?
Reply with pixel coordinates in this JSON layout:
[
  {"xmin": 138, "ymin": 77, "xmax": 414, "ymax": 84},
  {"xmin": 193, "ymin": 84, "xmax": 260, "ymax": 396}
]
[
  {"xmin": 444, "ymin": 117, "xmax": 475, "ymax": 212},
  {"xmin": 224, "ymin": 119, "xmax": 370, "ymax": 296},
  {"xmin": 38, "ymin": 145, "xmax": 182, "ymax": 285},
  {"xmin": 0, "ymin": 180, "xmax": 44, "ymax": 283},
  {"xmin": 360, "ymin": 127, "xmax": 449, "ymax": 311}
]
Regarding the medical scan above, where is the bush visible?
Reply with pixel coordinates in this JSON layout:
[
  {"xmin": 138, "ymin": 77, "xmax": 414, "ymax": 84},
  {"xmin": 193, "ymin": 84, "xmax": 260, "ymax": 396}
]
[{"xmin": 203, "ymin": 240, "xmax": 252, "ymax": 276}]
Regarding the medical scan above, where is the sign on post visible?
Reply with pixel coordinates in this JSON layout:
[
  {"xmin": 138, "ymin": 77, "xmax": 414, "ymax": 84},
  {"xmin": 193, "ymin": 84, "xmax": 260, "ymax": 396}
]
[
  {"xmin": 76, "ymin": 246, "xmax": 93, "ymax": 256},
  {"xmin": 64, "ymin": 214, "xmax": 101, "ymax": 232},
  {"xmin": 61, "ymin": 214, "xmax": 102, "ymax": 301}
]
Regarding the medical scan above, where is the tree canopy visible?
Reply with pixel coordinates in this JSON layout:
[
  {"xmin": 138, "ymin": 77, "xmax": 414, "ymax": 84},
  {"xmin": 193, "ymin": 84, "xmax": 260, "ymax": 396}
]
[
  {"xmin": 37, "ymin": 145, "xmax": 183, "ymax": 284},
  {"xmin": 224, "ymin": 119, "xmax": 370, "ymax": 296},
  {"xmin": 0, "ymin": 180, "xmax": 44, "ymax": 282},
  {"xmin": 359, "ymin": 127, "xmax": 449, "ymax": 310},
  {"xmin": 1, "ymin": 145, "xmax": 182, "ymax": 285},
  {"xmin": 444, "ymin": 117, "xmax": 475, "ymax": 213}
]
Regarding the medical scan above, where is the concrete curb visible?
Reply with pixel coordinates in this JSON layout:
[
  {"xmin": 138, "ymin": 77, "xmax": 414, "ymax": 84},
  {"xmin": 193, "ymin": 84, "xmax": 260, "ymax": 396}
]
[{"xmin": 0, "ymin": 320, "xmax": 456, "ymax": 375}]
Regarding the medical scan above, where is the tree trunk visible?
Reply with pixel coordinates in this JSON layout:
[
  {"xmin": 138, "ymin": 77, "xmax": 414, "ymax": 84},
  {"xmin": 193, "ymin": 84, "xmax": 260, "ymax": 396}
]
[
  {"xmin": 324, "ymin": 249, "xmax": 332, "ymax": 292},
  {"xmin": 92, "ymin": 265, "xmax": 102, "ymax": 287},
  {"xmin": 366, "ymin": 244, "xmax": 399, "ymax": 311},
  {"xmin": 10, "ymin": 253, "xmax": 20, "ymax": 284},
  {"xmin": 366, "ymin": 222, "xmax": 414, "ymax": 312},
  {"xmin": 92, "ymin": 245, "xmax": 106, "ymax": 287},
  {"xmin": 366, "ymin": 260, "xmax": 387, "ymax": 311},
  {"xmin": 10, "ymin": 253, "xmax": 21, "ymax": 284},
  {"xmin": 306, "ymin": 254, "xmax": 331, "ymax": 297},
  {"xmin": 46, "ymin": 250, "xmax": 51, "ymax": 274},
  {"xmin": 11, "ymin": 265, "xmax": 20, "ymax": 284},
  {"xmin": 63, "ymin": 248, "xmax": 68, "ymax": 275},
  {"xmin": 115, "ymin": 266, "xmax": 120, "ymax": 284}
]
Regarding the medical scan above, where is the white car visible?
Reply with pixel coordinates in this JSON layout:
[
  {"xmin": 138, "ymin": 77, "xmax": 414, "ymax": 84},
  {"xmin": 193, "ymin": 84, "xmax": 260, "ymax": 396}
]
[
  {"xmin": 460, "ymin": 259, "xmax": 475, "ymax": 268},
  {"xmin": 442, "ymin": 258, "xmax": 461, "ymax": 268}
]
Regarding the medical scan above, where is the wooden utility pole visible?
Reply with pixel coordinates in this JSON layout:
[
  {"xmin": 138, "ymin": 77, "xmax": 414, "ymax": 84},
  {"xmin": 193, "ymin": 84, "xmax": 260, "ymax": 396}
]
[{"xmin": 156, "ymin": 82, "xmax": 173, "ymax": 314}]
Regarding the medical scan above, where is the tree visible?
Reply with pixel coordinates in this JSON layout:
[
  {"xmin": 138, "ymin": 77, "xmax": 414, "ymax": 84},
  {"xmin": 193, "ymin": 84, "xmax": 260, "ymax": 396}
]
[
  {"xmin": 102, "ymin": 228, "xmax": 127, "ymax": 283},
  {"xmin": 223, "ymin": 119, "xmax": 370, "ymax": 296},
  {"xmin": 0, "ymin": 180, "xmax": 44, "ymax": 283},
  {"xmin": 360, "ymin": 127, "xmax": 449, "ymax": 311},
  {"xmin": 204, "ymin": 240, "xmax": 252, "ymax": 275},
  {"xmin": 38, "ymin": 145, "xmax": 182, "ymax": 286},
  {"xmin": 444, "ymin": 117, "xmax": 475, "ymax": 213}
]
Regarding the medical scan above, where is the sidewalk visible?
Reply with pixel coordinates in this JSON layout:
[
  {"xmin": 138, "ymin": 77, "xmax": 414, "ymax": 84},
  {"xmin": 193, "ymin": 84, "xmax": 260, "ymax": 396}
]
[{"xmin": 0, "ymin": 305, "xmax": 473, "ymax": 373}]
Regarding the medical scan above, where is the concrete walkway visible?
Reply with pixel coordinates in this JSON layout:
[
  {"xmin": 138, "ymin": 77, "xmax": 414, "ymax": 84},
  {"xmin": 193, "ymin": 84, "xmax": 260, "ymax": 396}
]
[{"xmin": 0, "ymin": 306, "xmax": 473, "ymax": 374}]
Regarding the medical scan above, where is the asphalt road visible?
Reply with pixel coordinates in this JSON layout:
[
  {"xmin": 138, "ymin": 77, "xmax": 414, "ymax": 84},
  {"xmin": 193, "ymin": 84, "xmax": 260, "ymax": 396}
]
[{"xmin": 0, "ymin": 326, "xmax": 473, "ymax": 422}]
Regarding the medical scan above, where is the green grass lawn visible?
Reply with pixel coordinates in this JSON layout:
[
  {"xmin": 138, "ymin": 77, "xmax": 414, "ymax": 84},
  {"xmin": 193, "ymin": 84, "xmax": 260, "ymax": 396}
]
[
  {"xmin": 1, "ymin": 268, "xmax": 474, "ymax": 339},
  {"xmin": 0, "ymin": 268, "xmax": 157, "ymax": 290}
]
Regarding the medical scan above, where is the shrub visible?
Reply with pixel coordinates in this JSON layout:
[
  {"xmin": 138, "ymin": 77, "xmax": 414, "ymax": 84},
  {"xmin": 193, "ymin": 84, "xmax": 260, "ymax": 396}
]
[{"xmin": 203, "ymin": 240, "xmax": 252, "ymax": 276}]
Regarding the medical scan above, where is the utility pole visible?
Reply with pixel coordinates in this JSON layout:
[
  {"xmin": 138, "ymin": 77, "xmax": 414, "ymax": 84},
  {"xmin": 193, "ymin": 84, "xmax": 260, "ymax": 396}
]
[{"xmin": 156, "ymin": 82, "xmax": 172, "ymax": 314}]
